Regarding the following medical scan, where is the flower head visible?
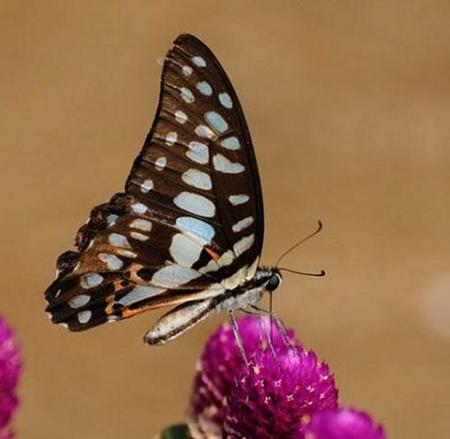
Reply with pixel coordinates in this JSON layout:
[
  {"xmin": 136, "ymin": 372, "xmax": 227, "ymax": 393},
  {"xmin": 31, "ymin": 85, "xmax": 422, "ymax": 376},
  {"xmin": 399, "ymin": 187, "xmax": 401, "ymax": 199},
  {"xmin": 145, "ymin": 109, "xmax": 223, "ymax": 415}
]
[
  {"xmin": 223, "ymin": 346, "xmax": 338, "ymax": 438},
  {"xmin": 304, "ymin": 408, "xmax": 385, "ymax": 439},
  {"xmin": 0, "ymin": 428, "xmax": 13, "ymax": 439},
  {"xmin": 0, "ymin": 316, "xmax": 21, "ymax": 431},
  {"xmin": 188, "ymin": 315, "xmax": 298, "ymax": 437}
]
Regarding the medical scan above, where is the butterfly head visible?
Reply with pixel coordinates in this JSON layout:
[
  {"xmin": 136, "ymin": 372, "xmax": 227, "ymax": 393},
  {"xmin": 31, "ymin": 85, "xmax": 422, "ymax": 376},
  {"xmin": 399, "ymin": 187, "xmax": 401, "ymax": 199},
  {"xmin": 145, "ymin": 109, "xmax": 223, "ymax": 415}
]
[
  {"xmin": 266, "ymin": 268, "xmax": 282, "ymax": 292},
  {"xmin": 255, "ymin": 267, "xmax": 282, "ymax": 293}
]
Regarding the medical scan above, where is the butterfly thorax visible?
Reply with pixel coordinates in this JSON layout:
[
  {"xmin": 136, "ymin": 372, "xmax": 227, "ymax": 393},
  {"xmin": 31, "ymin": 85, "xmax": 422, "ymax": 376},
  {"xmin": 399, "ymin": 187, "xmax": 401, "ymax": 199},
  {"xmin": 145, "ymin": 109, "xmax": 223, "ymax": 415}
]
[{"xmin": 213, "ymin": 266, "xmax": 282, "ymax": 312}]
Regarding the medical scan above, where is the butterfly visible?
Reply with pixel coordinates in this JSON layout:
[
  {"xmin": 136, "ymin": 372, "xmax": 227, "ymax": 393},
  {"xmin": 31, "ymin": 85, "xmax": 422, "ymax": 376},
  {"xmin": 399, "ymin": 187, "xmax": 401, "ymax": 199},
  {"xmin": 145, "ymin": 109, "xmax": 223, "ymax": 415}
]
[{"xmin": 45, "ymin": 33, "xmax": 292, "ymax": 345}]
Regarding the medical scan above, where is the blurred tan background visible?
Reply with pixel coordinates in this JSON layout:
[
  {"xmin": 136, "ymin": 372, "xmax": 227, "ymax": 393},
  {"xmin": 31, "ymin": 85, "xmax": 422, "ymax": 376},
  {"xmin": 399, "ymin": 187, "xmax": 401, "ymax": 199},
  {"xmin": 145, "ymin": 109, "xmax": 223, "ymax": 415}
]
[{"xmin": 1, "ymin": 1, "xmax": 450, "ymax": 437}]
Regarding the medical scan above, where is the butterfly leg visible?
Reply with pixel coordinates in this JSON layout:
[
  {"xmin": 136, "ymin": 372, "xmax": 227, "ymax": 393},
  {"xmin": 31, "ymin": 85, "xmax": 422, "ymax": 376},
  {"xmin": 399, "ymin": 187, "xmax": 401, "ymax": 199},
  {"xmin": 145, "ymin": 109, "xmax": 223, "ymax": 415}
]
[
  {"xmin": 249, "ymin": 305, "xmax": 292, "ymax": 346},
  {"xmin": 238, "ymin": 308, "xmax": 277, "ymax": 355},
  {"xmin": 229, "ymin": 311, "xmax": 249, "ymax": 366}
]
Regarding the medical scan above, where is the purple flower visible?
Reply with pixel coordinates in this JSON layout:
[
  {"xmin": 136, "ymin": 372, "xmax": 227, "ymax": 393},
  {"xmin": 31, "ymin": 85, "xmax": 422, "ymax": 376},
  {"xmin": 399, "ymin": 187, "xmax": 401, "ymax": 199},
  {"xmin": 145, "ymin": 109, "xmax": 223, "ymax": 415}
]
[
  {"xmin": 188, "ymin": 316, "xmax": 298, "ymax": 438},
  {"xmin": 0, "ymin": 317, "xmax": 21, "ymax": 432},
  {"xmin": 304, "ymin": 408, "xmax": 385, "ymax": 439},
  {"xmin": 223, "ymin": 346, "xmax": 338, "ymax": 438},
  {"xmin": 0, "ymin": 428, "xmax": 13, "ymax": 439}
]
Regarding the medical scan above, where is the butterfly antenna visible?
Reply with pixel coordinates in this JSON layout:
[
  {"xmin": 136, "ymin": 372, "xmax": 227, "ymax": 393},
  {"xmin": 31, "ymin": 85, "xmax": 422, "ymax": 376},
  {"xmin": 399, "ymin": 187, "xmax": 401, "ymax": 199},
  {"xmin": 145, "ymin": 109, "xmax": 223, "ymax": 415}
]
[
  {"xmin": 276, "ymin": 220, "xmax": 323, "ymax": 266},
  {"xmin": 278, "ymin": 267, "xmax": 326, "ymax": 277}
]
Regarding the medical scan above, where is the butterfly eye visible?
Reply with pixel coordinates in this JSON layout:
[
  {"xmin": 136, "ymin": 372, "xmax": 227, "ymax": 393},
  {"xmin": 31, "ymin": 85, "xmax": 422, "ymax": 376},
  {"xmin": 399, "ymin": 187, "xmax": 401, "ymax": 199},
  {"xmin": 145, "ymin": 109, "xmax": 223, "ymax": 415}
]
[{"xmin": 266, "ymin": 274, "xmax": 281, "ymax": 292}]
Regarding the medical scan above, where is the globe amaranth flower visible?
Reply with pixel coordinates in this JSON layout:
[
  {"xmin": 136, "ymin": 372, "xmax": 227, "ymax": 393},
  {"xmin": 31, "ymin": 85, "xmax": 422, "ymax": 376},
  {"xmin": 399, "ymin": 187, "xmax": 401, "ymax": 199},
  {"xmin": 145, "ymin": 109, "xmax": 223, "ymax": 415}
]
[
  {"xmin": 0, "ymin": 429, "xmax": 13, "ymax": 439},
  {"xmin": 0, "ymin": 316, "xmax": 21, "ymax": 434},
  {"xmin": 223, "ymin": 346, "xmax": 338, "ymax": 438},
  {"xmin": 188, "ymin": 315, "xmax": 299, "ymax": 438},
  {"xmin": 304, "ymin": 407, "xmax": 385, "ymax": 439}
]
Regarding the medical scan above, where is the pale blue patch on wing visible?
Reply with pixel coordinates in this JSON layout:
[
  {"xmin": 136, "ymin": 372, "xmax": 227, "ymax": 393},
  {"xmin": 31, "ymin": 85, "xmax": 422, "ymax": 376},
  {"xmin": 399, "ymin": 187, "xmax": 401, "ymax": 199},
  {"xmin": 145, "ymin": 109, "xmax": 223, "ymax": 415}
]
[
  {"xmin": 219, "ymin": 92, "xmax": 233, "ymax": 109},
  {"xmin": 213, "ymin": 154, "xmax": 245, "ymax": 174},
  {"xmin": 182, "ymin": 169, "xmax": 212, "ymax": 190},
  {"xmin": 80, "ymin": 273, "xmax": 103, "ymax": 289},
  {"xmin": 196, "ymin": 81, "xmax": 213, "ymax": 96},
  {"xmin": 174, "ymin": 192, "xmax": 216, "ymax": 218},
  {"xmin": 186, "ymin": 141, "xmax": 209, "ymax": 165},
  {"xmin": 117, "ymin": 285, "xmax": 164, "ymax": 307},
  {"xmin": 205, "ymin": 111, "xmax": 228, "ymax": 133},
  {"xmin": 68, "ymin": 294, "xmax": 90, "ymax": 309},
  {"xmin": 182, "ymin": 65, "xmax": 193, "ymax": 76},
  {"xmin": 151, "ymin": 265, "xmax": 201, "ymax": 288},
  {"xmin": 221, "ymin": 136, "xmax": 241, "ymax": 151},
  {"xmin": 195, "ymin": 125, "xmax": 215, "ymax": 139},
  {"xmin": 228, "ymin": 194, "xmax": 250, "ymax": 205},
  {"xmin": 176, "ymin": 216, "xmax": 215, "ymax": 244},
  {"xmin": 132, "ymin": 203, "xmax": 148, "ymax": 214},
  {"xmin": 106, "ymin": 214, "xmax": 118, "ymax": 226},
  {"xmin": 99, "ymin": 253, "xmax": 123, "ymax": 270},
  {"xmin": 77, "ymin": 310, "xmax": 92, "ymax": 324},
  {"xmin": 108, "ymin": 233, "xmax": 131, "ymax": 248},
  {"xmin": 192, "ymin": 56, "xmax": 206, "ymax": 67},
  {"xmin": 170, "ymin": 234, "xmax": 202, "ymax": 266},
  {"xmin": 181, "ymin": 87, "xmax": 195, "ymax": 103}
]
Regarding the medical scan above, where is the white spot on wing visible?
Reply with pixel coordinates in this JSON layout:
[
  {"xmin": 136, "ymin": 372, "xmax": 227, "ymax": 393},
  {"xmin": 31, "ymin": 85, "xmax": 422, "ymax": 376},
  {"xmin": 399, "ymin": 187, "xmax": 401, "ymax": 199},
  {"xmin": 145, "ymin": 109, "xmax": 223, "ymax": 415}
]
[
  {"xmin": 132, "ymin": 203, "xmax": 148, "ymax": 214},
  {"xmin": 217, "ymin": 250, "xmax": 235, "ymax": 267},
  {"xmin": 155, "ymin": 157, "xmax": 167, "ymax": 171},
  {"xmin": 205, "ymin": 111, "xmax": 228, "ymax": 133},
  {"xmin": 213, "ymin": 154, "xmax": 245, "ymax": 174},
  {"xmin": 140, "ymin": 179, "xmax": 153, "ymax": 193},
  {"xmin": 246, "ymin": 257, "xmax": 259, "ymax": 281},
  {"xmin": 232, "ymin": 216, "xmax": 254, "ymax": 233},
  {"xmin": 176, "ymin": 216, "xmax": 215, "ymax": 244},
  {"xmin": 165, "ymin": 132, "xmax": 178, "ymax": 146},
  {"xmin": 180, "ymin": 87, "xmax": 195, "ymax": 103},
  {"xmin": 219, "ymin": 92, "xmax": 233, "ymax": 109},
  {"xmin": 182, "ymin": 65, "xmax": 193, "ymax": 76},
  {"xmin": 130, "ymin": 219, "xmax": 152, "ymax": 232},
  {"xmin": 223, "ymin": 265, "xmax": 249, "ymax": 290},
  {"xmin": 117, "ymin": 285, "xmax": 164, "ymax": 306},
  {"xmin": 196, "ymin": 81, "xmax": 213, "ymax": 96},
  {"xmin": 174, "ymin": 192, "xmax": 216, "ymax": 218},
  {"xmin": 106, "ymin": 214, "xmax": 118, "ymax": 226},
  {"xmin": 69, "ymin": 294, "xmax": 90, "ymax": 309},
  {"xmin": 186, "ymin": 141, "xmax": 209, "ymax": 165},
  {"xmin": 152, "ymin": 265, "xmax": 201, "ymax": 288},
  {"xmin": 229, "ymin": 194, "xmax": 250, "ymax": 205},
  {"xmin": 221, "ymin": 136, "xmax": 241, "ymax": 151},
  {"xmin": 77, "ymin": 310, "xmax": 92, "ymax": 324},
  {"xmin": 116, "ymin": 249, "xmax": 137, "ymax": 258},
  {"xmin": 200, "ymin": 250, "xmax": 234, "ymax": 274},
  {"xmin": 195, "ymin": 125, "xmax": 215, "ymax": 139},
  {"xmin": 175, "ymin": 110, "xmax": 188, "ymax": 124},
  {"xmin": 99, "ymin": 253, "xmax": 123, "ymax": 270},
  {"xmin": 182, "ymin": 169, "xmax": 212, "ymax": 190},
  {"xmin": 130, "ymin": 231, "xmax": 148, "ymax": 241},
  {"xmin": 80, "ymin": 274, "xmax": 103, "ymax": 289},
  {"xmin": 192, "ymin": 56, "xmax": 206, "ymax": 67},
  {"xmin": 108, "ymin": 233, "xmax": 131, "ymax": 248},
  {"xmin": 233, "ymin": 234, "xmax": 255, "ymax": 257},
  {"xmin": 170, "ymin": 233, "xmax": 202, "ymax": 266},
  {"xmin": 199, "ymin": 259, "xmax": 220, "ymax": 274}
]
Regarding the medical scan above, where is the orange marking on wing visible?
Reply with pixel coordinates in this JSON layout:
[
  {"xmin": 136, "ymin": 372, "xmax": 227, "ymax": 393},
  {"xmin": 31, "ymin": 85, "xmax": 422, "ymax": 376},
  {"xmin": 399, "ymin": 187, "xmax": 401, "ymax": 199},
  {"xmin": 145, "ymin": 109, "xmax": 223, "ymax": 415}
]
[{"xmin": 205, "ymin": 247, "xmax": 220, "ymax": 261}]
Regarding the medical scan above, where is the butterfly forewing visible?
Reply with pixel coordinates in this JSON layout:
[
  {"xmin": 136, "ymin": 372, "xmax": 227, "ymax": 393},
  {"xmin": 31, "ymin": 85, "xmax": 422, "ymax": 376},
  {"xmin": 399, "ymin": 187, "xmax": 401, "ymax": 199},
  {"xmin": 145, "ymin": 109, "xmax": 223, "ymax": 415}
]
[{"xmin": 45, "ymin": 34, "xmax": 264, "ymax": 332}]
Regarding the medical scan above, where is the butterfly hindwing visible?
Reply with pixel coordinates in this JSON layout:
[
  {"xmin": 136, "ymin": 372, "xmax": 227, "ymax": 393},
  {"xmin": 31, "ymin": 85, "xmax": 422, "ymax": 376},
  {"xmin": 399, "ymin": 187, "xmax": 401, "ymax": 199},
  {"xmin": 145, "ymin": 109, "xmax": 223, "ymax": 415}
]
[{"xmin": 45, "ymin": 34, "xmax": 264, "ymax": 331}]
